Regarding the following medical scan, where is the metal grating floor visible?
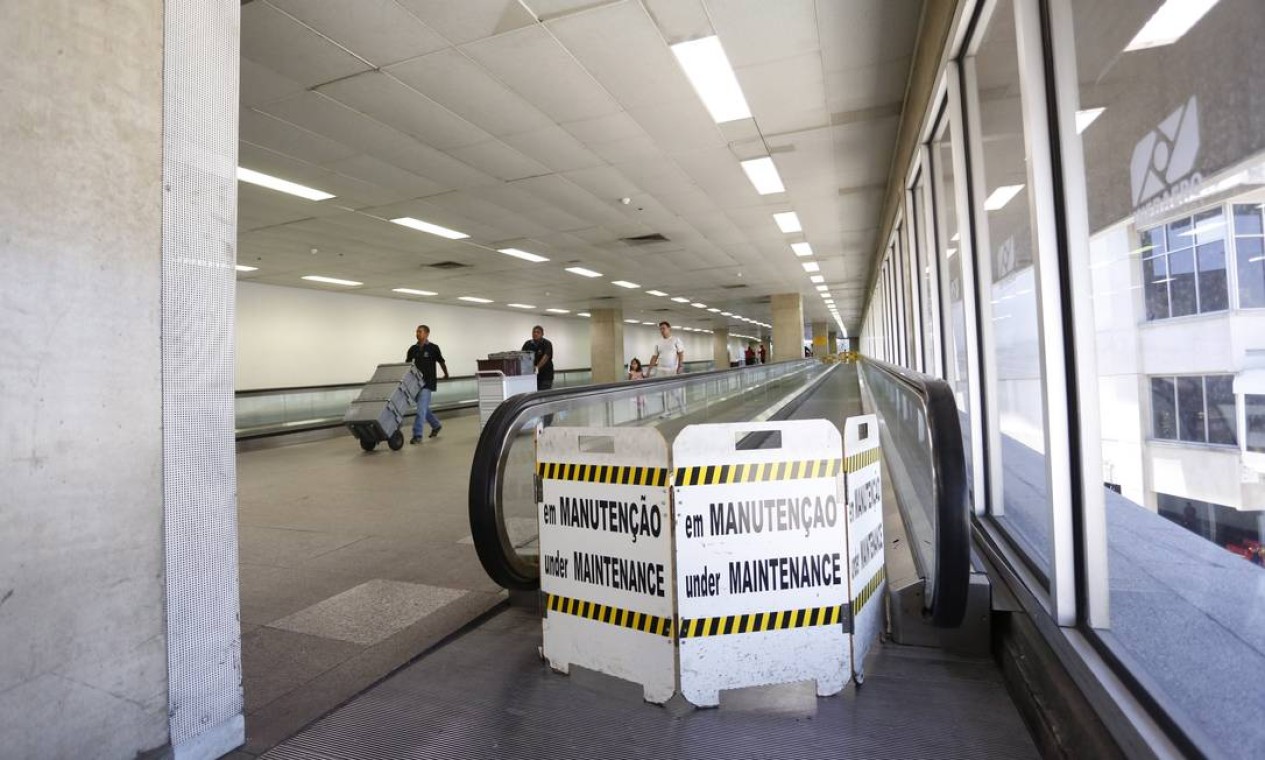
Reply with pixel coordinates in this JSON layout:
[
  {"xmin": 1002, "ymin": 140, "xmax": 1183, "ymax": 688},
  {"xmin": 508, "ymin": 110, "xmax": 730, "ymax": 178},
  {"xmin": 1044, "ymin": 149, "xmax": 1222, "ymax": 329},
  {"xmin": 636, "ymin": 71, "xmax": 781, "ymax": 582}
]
[{"xmin": 261, "ymin": 606, "xmax": 1037, "ymax": 760}]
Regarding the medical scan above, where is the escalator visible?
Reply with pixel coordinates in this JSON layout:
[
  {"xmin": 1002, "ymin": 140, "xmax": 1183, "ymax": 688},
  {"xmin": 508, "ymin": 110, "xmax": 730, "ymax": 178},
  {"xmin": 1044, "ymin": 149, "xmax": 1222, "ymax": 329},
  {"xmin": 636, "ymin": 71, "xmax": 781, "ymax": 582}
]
[{"xmin": 261, "ymin": 360, "xmax": 1038, "ymax": 759}]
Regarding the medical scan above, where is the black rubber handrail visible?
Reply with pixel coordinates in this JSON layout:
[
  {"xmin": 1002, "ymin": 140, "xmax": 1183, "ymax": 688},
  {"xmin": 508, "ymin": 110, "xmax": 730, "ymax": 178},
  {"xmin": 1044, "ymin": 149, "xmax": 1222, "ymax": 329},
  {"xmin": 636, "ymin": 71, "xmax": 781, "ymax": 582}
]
[
  {"xmin": 468, "ymin": 360, "xmax": 815, "ymax": 590},
  {"xmin": 860, "ymin": 356, "xmax": 970, "ymax": 627}
]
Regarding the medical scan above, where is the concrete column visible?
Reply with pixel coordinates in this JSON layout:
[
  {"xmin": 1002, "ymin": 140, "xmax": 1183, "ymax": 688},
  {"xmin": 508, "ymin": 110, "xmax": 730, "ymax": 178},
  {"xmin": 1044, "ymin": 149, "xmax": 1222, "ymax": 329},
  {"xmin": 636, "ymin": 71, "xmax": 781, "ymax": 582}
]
[
  {"xmin": 0, "ymin": 3, "xmax": 169, "ymax": 758},
  {"xmin": 771, "ymin": 293, "xmax": 805, "ymax": 362},
  {"xmin": 591, "ymin": 308, "xmax": 625, "ymax": 383},
  {"xmin": 812, "ymin": 320, "xmax": 829, "ymax": 357},
  {"xmin": 829, "ymin": 330, "xmax": 839, "ymax": 354},
  {"xmin": 713, "ymin": 328, "xmax": 731, "ymax": 368}
]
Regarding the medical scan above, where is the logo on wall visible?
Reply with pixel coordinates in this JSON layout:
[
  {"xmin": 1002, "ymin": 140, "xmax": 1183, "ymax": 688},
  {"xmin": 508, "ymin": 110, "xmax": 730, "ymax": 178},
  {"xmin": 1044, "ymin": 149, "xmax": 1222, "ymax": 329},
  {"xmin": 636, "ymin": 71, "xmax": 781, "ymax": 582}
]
[{"xmin": 1130, "ymin": 96, "xmax": 1201, "ymax": 210}]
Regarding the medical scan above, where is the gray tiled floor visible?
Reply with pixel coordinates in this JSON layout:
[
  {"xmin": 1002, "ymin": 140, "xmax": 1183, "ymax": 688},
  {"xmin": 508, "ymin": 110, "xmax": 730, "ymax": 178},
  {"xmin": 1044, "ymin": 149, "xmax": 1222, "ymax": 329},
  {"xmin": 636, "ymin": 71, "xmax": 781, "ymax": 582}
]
[{"xmin": 235, "ymin": 410, "xmax": 505, "ymax": 756}]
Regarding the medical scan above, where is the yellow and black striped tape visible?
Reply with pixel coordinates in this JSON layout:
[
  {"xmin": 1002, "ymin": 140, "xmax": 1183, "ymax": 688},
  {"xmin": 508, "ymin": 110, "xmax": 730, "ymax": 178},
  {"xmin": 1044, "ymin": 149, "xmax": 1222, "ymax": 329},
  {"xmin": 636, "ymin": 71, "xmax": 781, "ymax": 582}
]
[
  {"xmin": 852, "ymin": 567, "xmax": 886, "ymax": 617},
  {"xmin": 844, "ymin": 448, "xmax": 881, "ymax": 473},
  {"xmin": 678, "ymin": 603, "xmax": 849, "ymax": 638},
  {"xmin": 545, "ymin": 593, "xmax": 674, "ymax": 638},
  {"xmin": 674, "ymin": 459, "xmax": 840, "ymax": 487},
  {"xmin": 536, "ymin": 462, "xmax": 668, "ymax": 487}
]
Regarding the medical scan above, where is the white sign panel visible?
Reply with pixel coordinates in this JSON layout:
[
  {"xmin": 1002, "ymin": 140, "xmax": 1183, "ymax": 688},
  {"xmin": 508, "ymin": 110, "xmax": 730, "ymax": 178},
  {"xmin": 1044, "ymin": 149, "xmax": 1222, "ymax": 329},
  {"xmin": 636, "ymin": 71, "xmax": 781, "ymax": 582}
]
[
  {"xmin": 672, "ymin": 421, "xmax": 849, "ymax": 707},
  {"xmin": 537, "ymin": 427, "xmax": 675, "ymax": 703},
  {"xmin": 844, "ymin": 415, "xmax": 884, "ymax": 681}
]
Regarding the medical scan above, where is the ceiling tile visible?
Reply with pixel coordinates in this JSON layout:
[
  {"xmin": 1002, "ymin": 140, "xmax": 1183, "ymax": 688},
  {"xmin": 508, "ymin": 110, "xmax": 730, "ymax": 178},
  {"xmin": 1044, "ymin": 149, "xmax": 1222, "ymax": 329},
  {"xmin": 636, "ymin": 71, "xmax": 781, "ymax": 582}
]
[
  {"xmin": 323, "ymin": 154, "xmax": 450, "ymax": 199},
  {"xmin": 463, "ymin": 26, "xmax": 622, "ymax": 124},
  {"xmin": 641, "ymin": 0, "xmax": 713, "ymax": 44},
  {"xmin": 737, "ymin": 52, "xmax": 830, "ymax": 136},
  {"xmin": 387, "ymin": 49, "xmax": 554, "ymax": 137},
  {"xmin": 239, "ymin": 57, "xmax": 305, "ymax": 109},
  {"xmin": 240, "ymin": 109, "xmax": 360, "ymax": 166},
  {"xmin": 706, "ymin": 0, "xmax": 819, "ymax": 68},
  {"xmin": 267, "ymin": 0, "xmax": 450, "ymax": 66},
  {"xmin": 240, "ymin": 2, "xmax": 371, "ymax": 88},
  {"xmin": 446, "ymin": 140, "xmax": 551, "ymax": 181},
  {"xmin": 396, "ymin": 0, "xmax": 537, "ymax": 45},
  {"xmin": 317, "ymin": 71, "xmax": 490, "ymax": 151},
  {"xmin": 500, "ymin": 125, "xmax": 605, "ymax": 173}
]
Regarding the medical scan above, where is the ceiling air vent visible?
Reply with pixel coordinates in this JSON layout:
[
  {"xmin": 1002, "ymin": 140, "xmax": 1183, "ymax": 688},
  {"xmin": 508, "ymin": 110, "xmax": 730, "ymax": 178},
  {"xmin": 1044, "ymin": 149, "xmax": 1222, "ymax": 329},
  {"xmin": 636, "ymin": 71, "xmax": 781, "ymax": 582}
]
[
  {"xmin": 620, "ymin": 233, "xmax": 670, "ymax": 245},
  {"xmin": 428, "ymin": 261, "xmax": 469, "ymax": 270},
  {"xmin": 721, "ymin": 283, "xmax": 749, "ymax": 290}
]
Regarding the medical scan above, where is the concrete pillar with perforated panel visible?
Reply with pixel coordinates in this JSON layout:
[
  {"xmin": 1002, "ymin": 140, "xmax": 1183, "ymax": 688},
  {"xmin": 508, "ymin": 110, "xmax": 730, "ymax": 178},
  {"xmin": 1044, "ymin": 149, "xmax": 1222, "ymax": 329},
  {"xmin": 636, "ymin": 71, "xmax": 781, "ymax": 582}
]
[{"xmin": 771, "ymin": 293, "xmax": 805, "ymax": 362}]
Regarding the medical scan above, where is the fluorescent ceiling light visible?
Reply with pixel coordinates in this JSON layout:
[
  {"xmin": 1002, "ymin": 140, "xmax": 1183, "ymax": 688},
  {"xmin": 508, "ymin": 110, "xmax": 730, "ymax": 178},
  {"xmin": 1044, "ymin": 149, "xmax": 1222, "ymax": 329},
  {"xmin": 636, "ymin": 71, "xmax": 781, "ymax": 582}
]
[
  {"xmin": 235, "ymin": 265, "xmax": 258, "ymax": 272},
  {"xmin": 774, "ymin": 212, "xmax": 802, "ymax": 233},
  {"xmin": 721, "ymin": 312, "xmax": 733, "ymax": 316},
  {"xmin": 1125, "ymin": 0, "xmax": 1220, "ymax": 51},
  {"xmin": 950, "ymin": 232, "xmax": 960, "ymax": 242},
  {"xmin": 642, "ymin": 321, "xmax": 656, "ymax": 326},
  {"xmin": 810, "ymin": 275, "xmax": 825, "ymax": 284},
  {"xmin": 1076, "ymin": 107, "xmax": 1105, "ymax": 134},
  {"xmin": 791, "ymin": 242, "xmax": 813, "ymax": 257},
  {"xmin": 946, "ymin": 247, "xmax": 958, "ymax": 258},
  {"xmin": 707, "ymin": 308, "xmax": 721, "ymax": 313},
  {"xmin": 802, "ymin": 261, "xmax": 820, "ymax": 273},
  {"xmin": 459, "ymin": 296, "xmax": 493, "ymax": 303},
  {"xmin": 507, "ymin": 303, "xmax": 535, "ymax": 309},
  {"xmin": 983, "ymin": 184, "xmax": 1024, "ymax": 211},
  {"xmin": 816, "ymin": 285, "xmax": 829, "ymax": 292},
  {"xmin": 671, "ymin": 296, "xmax": 691, "ymax": 303},
  {"xmin": 670, "ymin": 36, "xmax": 751, "ymax": 124},
  {"xmin": 393, "ymin": 288, "xmax": 437, "ymax": 296},
  {"xmin": 646, "ymin": 290, "xmax": 668, "ymax": 296},
  {"xmin": 302, "ymin": 275, "xmax": 360, "ymax": 286},
  {"xmin": 611, "ymin": 280, "xmax": 640, "ymax": 289},
  {"xmin": 391, "ymin": 217, "xmax": 469, "ymax": 240},
  {"xmin": 547, "ymin": 308, "xmax": 570, "ymax": 314},
  {"xmin": 691, "ymin": 302, "xmax": 707, "ymax": 308},
  {"xmin": 624, "ymin": 319, "xmax": 639, "ymax": 323},
  {"xmin": 565, "ymin": 266, "xmax": 602, "ymax": 278},
  {"xmin": 498, "ymin": 247, "xmax": 549, "ymax": 263},
  {"xmin": 578, "ymin": 312, "xmax": 591, "ymax": 317},
  {"xmin": 740, "ymin": 157, "xmax": 785, "ymax": 195},
  {"xmin": 237, "ymin": 167, "xmax": 334, "ymax": 201}
]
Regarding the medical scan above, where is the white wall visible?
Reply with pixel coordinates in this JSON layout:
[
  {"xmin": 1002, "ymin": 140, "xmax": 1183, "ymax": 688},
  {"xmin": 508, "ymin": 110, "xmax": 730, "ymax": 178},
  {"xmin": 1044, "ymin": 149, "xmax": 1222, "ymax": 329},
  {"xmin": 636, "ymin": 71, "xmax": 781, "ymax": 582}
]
[{"xmin": 237, "ymin": 283, "xmax": 739, "ymax": 389}]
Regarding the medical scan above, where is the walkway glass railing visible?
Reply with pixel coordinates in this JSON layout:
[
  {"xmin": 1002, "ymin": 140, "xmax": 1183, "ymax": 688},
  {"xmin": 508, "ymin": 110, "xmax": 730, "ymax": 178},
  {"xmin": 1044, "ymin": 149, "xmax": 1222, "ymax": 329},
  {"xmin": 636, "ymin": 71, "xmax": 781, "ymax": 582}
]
[
  {"xmin": 234, "ymin": 362, "xmax": 710, "ymax": 438},
  {"xmin": 468, "ymin": 360, "xmax": 822, "ymax": 589},
  {"xmin": 859, "ymin": 356, "xmax": 970, "ymax": 627}
]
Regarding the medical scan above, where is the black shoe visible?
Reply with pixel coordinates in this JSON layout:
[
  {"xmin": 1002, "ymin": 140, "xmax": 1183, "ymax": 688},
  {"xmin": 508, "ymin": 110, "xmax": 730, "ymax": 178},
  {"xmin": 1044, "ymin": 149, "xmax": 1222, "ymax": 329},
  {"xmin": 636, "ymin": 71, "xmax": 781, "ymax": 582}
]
[
  {"xmin": 409, "ymin": 436, "xmax": 422, "ymax": 444},
  {"xmin": 429, "ymin": 426, "xmax": 442, "ymax": 438}
]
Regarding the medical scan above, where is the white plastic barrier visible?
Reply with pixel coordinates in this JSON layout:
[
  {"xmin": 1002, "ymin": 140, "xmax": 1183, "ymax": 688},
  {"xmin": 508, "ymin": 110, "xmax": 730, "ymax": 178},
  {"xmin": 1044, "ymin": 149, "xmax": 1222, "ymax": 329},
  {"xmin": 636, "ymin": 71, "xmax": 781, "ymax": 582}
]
[
  {"xmin": 673, "ymin": 420, "xmax": 849, "ymax": 706},
  {"xmin": 844, "ymin": 415, "xmax": 884, "ymax": 682},
  {"xmin": 537, "ymin": 427, "xmax": 675, "ymax": 703},
  {"xmin": 535, "ymin": 417, "xmax": 883, "ymax": 706}
]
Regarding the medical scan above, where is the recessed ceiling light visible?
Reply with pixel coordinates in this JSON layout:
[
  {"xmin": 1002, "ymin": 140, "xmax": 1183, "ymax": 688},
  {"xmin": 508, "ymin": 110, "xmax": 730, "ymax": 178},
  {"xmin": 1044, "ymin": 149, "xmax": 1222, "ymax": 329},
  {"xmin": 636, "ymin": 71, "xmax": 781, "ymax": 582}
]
[
  {"xmin": 671, "ymin": 296, "xmax": 691, "ymax": 303},
  {"xmin": 983, "ymin": 185, "xmax": 1024, "ymax": 211},
  {"xmin": 547, "ymin": 308, "xmax": 570, "ymax": 314},
  {"xmin": 802, "ymin": 262, "xmax": 820, "ymax": 273},
  {"xmin": 498, "ymin": 247, "xmax": 549, "ymax": 263},
  {"xmin": 565, "ymin": 266, "xmax": 602, "ymax": 278},
  {"xmin": 774, "ymin": 212, "xmax": 802, "ymax": 233},
  {"xmin": 1075, "ymin": 107, "xmax": 1105, "ymax": 134},
  {"xmin": 459, "ymin": 296, "xmax": 493, "ymax": 303},
  {"xmin": 391, "ymin": 217, "xmax": 469, "ymax": 240},
  {"xmin": 691, "ymin": 302, "xmax": 707, "ymax": 308},
  {"xmin": 302, "ymin": 275, "xmax": 360, "ymax": 286},
  {"xmin": 507, "ymin": 303, "xmax": 535, "ymax": 309},
  {"xmin": 393, "ymin": 288, "xmax": 438, "ymax": 296},
  {"xmin": 237, "ymin": 167, "xmax": 334, "ymax": 201},
  {"xmin": 670, "ymin": 36, "xmax": 751, "ymax": 124},
  {"xmin": 791, "ymin": 242, "xmax": 813, "ymax": 257},
  {"xmin": 646, "ymin": 290, "xmax": 668, "ymax": 296},
  {"xmin": 740, "ymin": 157, "xmax": 785, "ymax": 195},
  {"xmin": 810, "ymin": 275, "xmax": 825, "ymax": 284},
  {"xmin": 1125, "ymin": 0, "xmax": 1220, "ymax": 51},
  {"xmin": 235, "ymin": 265, "xmax": 258, "ymax": 272},
  {"xmin": 612, "ymin": 280, "xmax": 640, "ymax": 289}
]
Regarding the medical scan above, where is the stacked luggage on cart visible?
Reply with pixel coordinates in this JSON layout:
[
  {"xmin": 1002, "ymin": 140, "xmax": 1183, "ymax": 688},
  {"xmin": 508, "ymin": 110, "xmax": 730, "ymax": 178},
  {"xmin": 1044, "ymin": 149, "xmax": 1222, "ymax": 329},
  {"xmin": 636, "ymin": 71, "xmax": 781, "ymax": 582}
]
[{"xmin": 343, "ymin": 362, "xmax": 422, "ymax": 452}]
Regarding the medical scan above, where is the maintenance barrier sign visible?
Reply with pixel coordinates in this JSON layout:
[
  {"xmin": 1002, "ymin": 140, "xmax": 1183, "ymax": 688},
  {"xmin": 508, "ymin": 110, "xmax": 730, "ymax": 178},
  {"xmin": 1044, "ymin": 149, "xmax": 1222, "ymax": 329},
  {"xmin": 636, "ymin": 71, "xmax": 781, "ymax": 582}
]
[
  {"xmin": 537, "ymin": 427, "xmax": 674, "ymax": 703},
  {"xmin": 672, "ymin": 420, "xmax": 849, "ymax": 707},
  {"xmin": 844, "ymin": 415, "xmax": 884, "ymax": 680}
]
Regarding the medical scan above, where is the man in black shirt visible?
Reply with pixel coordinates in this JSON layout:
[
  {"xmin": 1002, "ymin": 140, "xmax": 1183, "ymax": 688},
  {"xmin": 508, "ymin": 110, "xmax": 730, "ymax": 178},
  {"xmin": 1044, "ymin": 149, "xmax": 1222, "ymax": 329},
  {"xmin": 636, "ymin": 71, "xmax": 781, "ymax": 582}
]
[
  {"xmin": 406, "ymin": 324, "xmax": 449, "ymax": 443},
  {"xmin": 521, "ymin": 325, "xmax": 554, "ymax": 390}
]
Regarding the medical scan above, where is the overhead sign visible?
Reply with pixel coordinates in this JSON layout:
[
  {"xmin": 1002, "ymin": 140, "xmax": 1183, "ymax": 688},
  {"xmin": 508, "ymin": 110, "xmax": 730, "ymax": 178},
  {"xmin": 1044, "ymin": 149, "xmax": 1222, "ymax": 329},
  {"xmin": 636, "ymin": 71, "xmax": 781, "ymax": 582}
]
[
  {"xmin": 537, "ymin": 427, "xmax": 675, "ymax": 704},
  {"xmin": 672, "ymin": 420, "xmax": 849, "ymax": 707},
  {"xmin": 843, "ymin": 415, "xmax": 885, "ymax": 681}
]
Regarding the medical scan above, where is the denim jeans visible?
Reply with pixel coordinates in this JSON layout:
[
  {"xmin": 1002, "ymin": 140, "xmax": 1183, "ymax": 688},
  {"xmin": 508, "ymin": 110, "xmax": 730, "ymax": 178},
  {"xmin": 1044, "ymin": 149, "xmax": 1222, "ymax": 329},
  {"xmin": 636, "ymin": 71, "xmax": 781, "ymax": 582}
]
[{"xmin": 412, "ymin": 386, "xmax": 441, "ymax": 437}]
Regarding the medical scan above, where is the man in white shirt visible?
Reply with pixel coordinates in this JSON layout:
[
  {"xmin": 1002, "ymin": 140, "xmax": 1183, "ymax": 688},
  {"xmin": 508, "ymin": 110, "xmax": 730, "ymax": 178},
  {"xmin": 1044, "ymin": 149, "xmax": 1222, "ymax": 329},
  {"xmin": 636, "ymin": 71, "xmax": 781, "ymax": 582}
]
[{"xmin": 649, "ymin": 321, "xmax": 685, "ymax": 375}]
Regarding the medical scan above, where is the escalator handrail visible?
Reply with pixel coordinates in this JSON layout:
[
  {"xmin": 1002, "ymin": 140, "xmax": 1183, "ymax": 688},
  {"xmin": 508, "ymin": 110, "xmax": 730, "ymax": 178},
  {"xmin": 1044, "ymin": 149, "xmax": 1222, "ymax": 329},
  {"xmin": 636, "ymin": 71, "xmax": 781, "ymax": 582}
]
[
  {"xmin": 469, "ymin": 359, "xmax": 817, "ymax": 590},
  {"xmin": 859, "ymin": 356, "xmax": 970, "ymax": 627}
]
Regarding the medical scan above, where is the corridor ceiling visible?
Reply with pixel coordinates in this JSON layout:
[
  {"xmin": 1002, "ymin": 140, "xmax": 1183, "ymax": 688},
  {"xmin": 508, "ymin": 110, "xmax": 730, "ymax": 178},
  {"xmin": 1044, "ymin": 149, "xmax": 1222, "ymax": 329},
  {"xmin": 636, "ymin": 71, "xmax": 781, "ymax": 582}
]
[{"xmin": 236, "ymin": 0, "xmax": 925, "ymax": 335}]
